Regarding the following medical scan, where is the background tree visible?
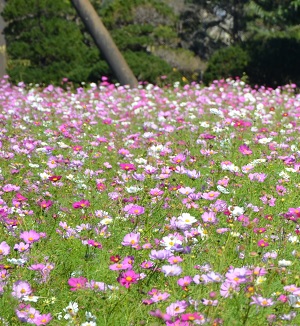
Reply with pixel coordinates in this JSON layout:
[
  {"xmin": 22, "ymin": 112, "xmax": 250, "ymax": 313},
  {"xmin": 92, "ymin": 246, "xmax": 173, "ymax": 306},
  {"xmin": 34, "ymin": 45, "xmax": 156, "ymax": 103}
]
[{"xmin": 0, "ymin": 0, "xmax": 6, "ymax": 78}]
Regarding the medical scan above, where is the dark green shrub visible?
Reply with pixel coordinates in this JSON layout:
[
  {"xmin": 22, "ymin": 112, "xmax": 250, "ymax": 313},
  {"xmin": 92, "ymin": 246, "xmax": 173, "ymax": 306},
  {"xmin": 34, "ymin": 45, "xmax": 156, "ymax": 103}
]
[
  {"xmin": 203, "ymin": 46, "xmax": 250, "ymax": 85},
  {"xmin": 245, "ymin": 36, "xmax": 300, "ymax": 87}
]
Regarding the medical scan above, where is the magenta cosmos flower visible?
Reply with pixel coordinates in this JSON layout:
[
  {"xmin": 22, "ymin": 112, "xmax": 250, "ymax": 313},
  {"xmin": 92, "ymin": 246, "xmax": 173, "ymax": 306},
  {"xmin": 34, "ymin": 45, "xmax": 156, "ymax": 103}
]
[
  {"xmin": 68, "ymin": 277, "xmax": 88, "ymax": 291},
  {"xmin": 119, "ymin": 163, "xmax": 136, "ymax": 171},
  {"xmin": 239, "ymin": 144, "xmax": 253, "ymax": 155},
  {"xmin": 117, "ymin": 270, "xmax": 140, "ymax": 288},
  {"xmin": 124, "ymin": 204, "xmax": 145, "ymax": 215},
  {"xmin": 39, "ymin": 200, "xmax": 53, "ymax": 209},
  {"xmin": 72, "ymin": 199, "xmax": 90, "ymax": 209}
]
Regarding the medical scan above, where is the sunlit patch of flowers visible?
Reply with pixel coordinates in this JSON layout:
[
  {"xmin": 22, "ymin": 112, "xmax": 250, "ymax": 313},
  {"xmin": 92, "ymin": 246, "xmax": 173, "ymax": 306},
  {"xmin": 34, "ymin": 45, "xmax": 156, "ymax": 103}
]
[{"xmin": 0, "ymin": 76, "xmax": 300, "ymax": 324}]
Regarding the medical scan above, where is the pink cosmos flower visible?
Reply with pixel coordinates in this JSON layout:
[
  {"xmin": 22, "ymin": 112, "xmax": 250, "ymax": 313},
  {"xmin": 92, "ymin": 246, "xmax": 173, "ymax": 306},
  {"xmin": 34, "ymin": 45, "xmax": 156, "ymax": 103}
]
[
  {"xmin": 96, "ymin": 183, "xmax": 106, "ymax": 192},
  {"xmin": 149, "ymin": 309, "xmax": 172, "ymax": 321},
  {"xmin": 72, "ymin": 199, "xmax": 90, "ymax": 209},
  {"xmin": 117, "ymin": 270, "xmax": 140, "ymax": 288},
  {"xmin": 151, "ymin": 292, "xmax": 170, "ymax": 302},
  {"xmin": 177, "ymin": 276, "xmax": 193, "ymax": 288},
  {"xmin": 34, "ymin": 313, "xmax": 53, "ymax": 325},
  {"xmin": 220, "ymin": 281, "xmax": 239, "ymax": 298},
  {"xmin": 12, "ymin": 280, "xmax": 32, "ymax": 298},
  {"xmin": 276, "ymin": 185, "xmax": 287, "ymax": 196},
  {"xmin": 122, "ymin": 232, "xmax": 140, "ymax": 247},
  {"xmin": 168, "ymin": 256, "xmax": 183, "ymax": 264},
  {"xmin": 260, "ymin": 195, "xmax": 276, "ymax": 206},
  {"xmin": 119, "ymin": 163, "xmax": 136, "ymax": 171},
  {"xmin": 181, "ymin": 312, "xmax": 206, "ymax": 322},
  {"xmin": 201, "ymin": 211, "xmax": 217, "ymax": 223},
  {"xmin": 251, "ymin": 296, "xmax": 274, "ymax": 307},
  {"xmin": 257, "ymin": 239, "xmax": 269, "ymax": 247},
  {"xmin": 202, "ymin": 299, "xmax": 218, "ymax": 306},
  {"xmin": 0, "ymin": 241, "xmax": 10, "ymax": 256},
  {"xmin": 202, "ymin": 191, "xmax": 220, "ymax": 200},
  {"xmin": 39, "ymin": 200, "xmax": 53, "ymax": 209},
  {"xmin": 109, "ymin": 262, "xmax": 132, "ymax": 271},
  {"xmin": 288, "ymin": 208, "xmax": 300, "ymax": 218},
  {"xmin": 161, "ymin": 265, "xmax": 182, "ymax": 276},
  {"xmin": 68, "ymin": 277, "xmax": 87, "ymax": 291},
  {"xmin": 20, "ymin": 230, "xmax": 40, "ymax": 244},
  {"xmin": 15, "ymin": 193, "xmax": 28, "ymax": 202},
  {"xmin": 86, "ymin": 280, "xmax": 107, "ymax": 291},
  {"xmin": 140, "ymin": 261, "xmax": 154, "ymax": 269},
  {"xmin": 166, "ymin": 300, "xmax": 188, "ymax": 316},
  {"xmin": 14, "ymin": 242, "xmax": 30, "ymax": 253},
  {"xmin": 248, "ymin": 173, "xmax": 267, "ymax": 182},
  {"xmin": 239, "ymin": 144, "xmax": 253, "ymax": 155},
  {"xmin": 86, "ymin": 239, "xmax": 102, "ymax": 249},
  {"xmin": 171, "ymin": 153, "xmax": 186, "ymax": 164},
  {"xmin": 128, "ymin": 204, "xmax": 145, "ymax": 215}
]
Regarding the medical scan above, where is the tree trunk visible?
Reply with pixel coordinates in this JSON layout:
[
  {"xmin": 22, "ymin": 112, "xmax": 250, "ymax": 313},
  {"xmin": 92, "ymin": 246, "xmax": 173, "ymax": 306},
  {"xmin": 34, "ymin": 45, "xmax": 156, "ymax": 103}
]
[
  {"xmin": 0, "ymin": 0, "xmax": 7, "ymax": 79},
  {"xmin": 71, "ymin": 0, "xmax": 138, "ymax": 88}
]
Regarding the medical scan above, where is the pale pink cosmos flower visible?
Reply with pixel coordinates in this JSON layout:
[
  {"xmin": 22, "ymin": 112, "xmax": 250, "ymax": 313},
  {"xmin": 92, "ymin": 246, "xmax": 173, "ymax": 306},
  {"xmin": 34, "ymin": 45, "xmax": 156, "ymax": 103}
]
[
  {"xmin": 177, "ymin": 276, "xmax": 193, "ymax": 287},
  {"xmin": 166, "ymin": 300, "xmax": 188, "ymax": 316},
  {"xmin": 249, "ymin": 173, "xmax": 267, "ymax": 182},
  {"xmin": 0, "ymin": 241, "xmax": 10, "ymax": 256},
  {"xmin": 121, "ymin": 232, "xmax": 140, "ymax": 247},
  {"xmin": 251, "ymin": 296, "xmax": 274, "ymax": 307},
  {"xmin": 109, "ymin": 262, "xmax": 132, "ymax": 271},
  {"xmin": 202, "ymin": 191, "xmax": 220, "ymax": 200},
  {"xmin": 151, "ymin": 292, "xmax": 170, "ymax": 302},
  {"xmin": 201, "ymin": 211, "xmax": 218, "ymax": 223},
  {"xmin": 161, "ymin": 265, "xmax": 182, "ymax": 276},
  {"xmin": 20, "ymin": 230, "xmax": 40, "ymax": 244},
  {"xmin": 12, "ymin": 280, "xmax": 32, "ymax": 298}
]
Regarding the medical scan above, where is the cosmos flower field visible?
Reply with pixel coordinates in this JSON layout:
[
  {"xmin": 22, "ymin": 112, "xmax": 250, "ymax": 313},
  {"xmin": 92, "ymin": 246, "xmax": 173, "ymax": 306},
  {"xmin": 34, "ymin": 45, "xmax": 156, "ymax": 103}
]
[{"xmin": 0, "ymin": 76, "xmax": 300, "ymax": 325}]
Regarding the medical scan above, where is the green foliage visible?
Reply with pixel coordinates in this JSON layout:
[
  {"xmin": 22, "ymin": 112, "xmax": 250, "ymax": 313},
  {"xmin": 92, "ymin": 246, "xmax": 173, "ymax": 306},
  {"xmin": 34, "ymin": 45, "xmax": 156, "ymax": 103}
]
[
  {"xmin": 245, "ymin": 36, "xmax": 300, "ymax": 87},
  {"xmin": 124, "ymin": 51, "xmax": 182, "ymax": 84},
  {"xmin": 203, "ymin": 45, "xmax": 250, "ymax": 85},
  {"xmin": 247, "ymin": 0, "xmax": 300, "ymax": 32},
  {"xmin": 2, "ymin": 0, "xmax": 182, "ymax": 85},
  {"xmin": 203, "ymin": 35, "xmax": 300, "ymax": 87},
  {"xmin": 3, "ymin": 0, "xmax": 99, "ymax": 85}
]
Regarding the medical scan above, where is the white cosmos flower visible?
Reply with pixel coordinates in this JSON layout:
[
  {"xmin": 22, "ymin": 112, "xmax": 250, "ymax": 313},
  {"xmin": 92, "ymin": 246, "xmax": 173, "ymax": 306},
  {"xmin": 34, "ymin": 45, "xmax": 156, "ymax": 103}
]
[
  {"xmin": 40, "ymin": 172, "xmax": 50, "ymax": 180},
  {"xmin": 100, "ymin": 218, "xmax": 113, "ymax": 225},
  {"xmin": 228, "ymin": 206, "xmax": 244, "ymax": 217},
  {"xmin": 258, "ymin": 137, "xmax": 273, "ymax": 144},
  {"xmin": 23, "ymin": 295, "xmax": 39, "ymax": 302},
  {"xmin": 160, "ymin": 235, "xmax": 182, "ymax": 250},
  {"xmin": 177, "ymin": 213, "xmax": 197, "ymax": 225},
  {"xmin": 125, "ymin": 186, "xmax": 143, "ymax": 193},
  {"xmin": 217, "ymin": 185, "xmax": 230, "ymax": 194},
  {"xmin": 278, "ymin": 260, "xmax": 292, "ymax": 267},
  {"xmin": 63, "ymin": 301, "xmax": 79, "ymax": 316}
]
